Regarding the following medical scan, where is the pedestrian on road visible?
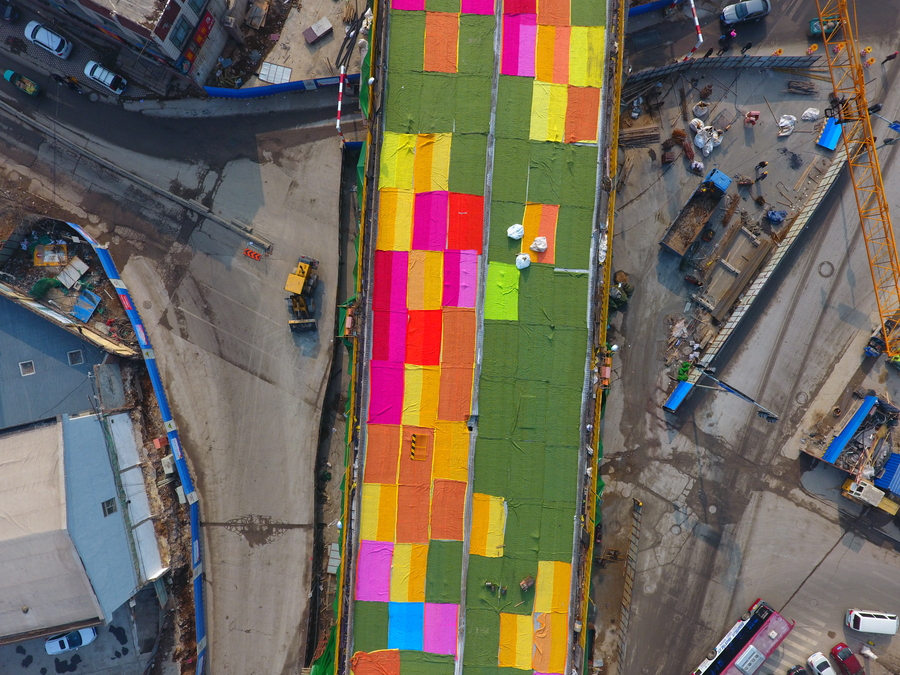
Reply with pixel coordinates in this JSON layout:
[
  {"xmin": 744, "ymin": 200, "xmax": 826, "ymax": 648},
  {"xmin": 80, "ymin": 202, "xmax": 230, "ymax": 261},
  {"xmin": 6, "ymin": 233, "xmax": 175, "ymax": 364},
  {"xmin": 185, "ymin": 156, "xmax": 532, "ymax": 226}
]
[
  {"xmin": 883, "ymin": 51, "xmax": 899, "ymax": 64},
  {"xmin": 741, "ymin": 41, "xmax": 753, "ymax": 54},
  {"xmin": 703, "ymin": 48, "xmax": 714, "ymax": 58},
  {"xmin": 755, "ymin": 171, "xmax": 768, "ymax": 183},
  {"xmin": 756, "ymin": 161, "xmax": 768, "ymax": 170}
]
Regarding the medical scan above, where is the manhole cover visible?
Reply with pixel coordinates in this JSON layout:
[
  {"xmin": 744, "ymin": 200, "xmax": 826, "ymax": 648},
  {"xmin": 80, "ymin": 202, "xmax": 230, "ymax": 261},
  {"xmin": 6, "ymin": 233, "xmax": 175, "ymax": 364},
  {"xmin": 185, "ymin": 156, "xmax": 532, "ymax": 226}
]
[
  {"xmin": 709, "ymin": 505, "xmax": 717, "ymax": 513},
  {"xmin": 818, "ymin": 261, "xmax": 835, "ymax": 278},
  {"xmin": 671, "ymin": 525, "xmax": 682, "ymax": 535},
  {"xmin": 143, "ymin": 301, "xmax": 152, "ymax": 309},
  {"xmin": 796, "ymin": 391, "xmax": 809, "ymax": 405},
  {"xmin": 810, "ymin": 599, "xmax": 818, "ymax": 607}
]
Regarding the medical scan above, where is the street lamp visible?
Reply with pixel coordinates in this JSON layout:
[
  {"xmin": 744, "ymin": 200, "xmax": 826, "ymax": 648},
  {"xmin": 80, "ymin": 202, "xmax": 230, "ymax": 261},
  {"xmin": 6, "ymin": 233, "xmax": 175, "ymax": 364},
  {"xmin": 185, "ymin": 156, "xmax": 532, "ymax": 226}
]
[{"xmin": 698, "ymin": 368, "xmax": 779, "ymax": 423}]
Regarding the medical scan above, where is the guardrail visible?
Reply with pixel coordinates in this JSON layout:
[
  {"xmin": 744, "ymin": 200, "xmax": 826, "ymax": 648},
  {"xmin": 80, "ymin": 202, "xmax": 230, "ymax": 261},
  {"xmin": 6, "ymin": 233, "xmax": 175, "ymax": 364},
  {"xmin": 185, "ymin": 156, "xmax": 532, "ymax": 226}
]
[
  {"xmin": 204, "ymin": 73, "xmax": 361, "ymax": 99},
  {"xmin": 624, "ymin": 55, "xmax": 821, "ymax": 86},
  {"xmin": 65, "ymin": 222, "xmax": 208, "ymax": 675}
]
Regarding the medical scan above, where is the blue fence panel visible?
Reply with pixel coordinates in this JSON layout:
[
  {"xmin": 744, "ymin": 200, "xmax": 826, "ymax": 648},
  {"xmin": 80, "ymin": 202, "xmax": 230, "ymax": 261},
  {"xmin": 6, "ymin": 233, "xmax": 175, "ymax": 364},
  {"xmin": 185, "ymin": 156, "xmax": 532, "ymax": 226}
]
[
  {"xmin": 629, "ymin": 0, "xmax": 682, "ymax": 16},
  {"xmin": 204, "ymin": 72, "xmax": 360, "ymax": 99},
  {"xmin": 64, "ymin": 222, "xmax": 207, "ymax": 674}
]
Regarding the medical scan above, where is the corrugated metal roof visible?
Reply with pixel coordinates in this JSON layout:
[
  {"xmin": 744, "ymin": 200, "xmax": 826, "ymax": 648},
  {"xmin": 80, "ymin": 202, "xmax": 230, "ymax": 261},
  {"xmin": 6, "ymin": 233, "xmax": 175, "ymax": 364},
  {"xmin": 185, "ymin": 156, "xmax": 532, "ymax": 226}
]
[
  {"xmin": 823, "ymin": 396, "xmax": 878, "ymax": 464},
  {"xmin": 0, "ymin": 296, "xmax": 105, "ymax": 430},
  {"xmin": 875, "ymin": 453, "xmax": 900, "ymax": 494}
]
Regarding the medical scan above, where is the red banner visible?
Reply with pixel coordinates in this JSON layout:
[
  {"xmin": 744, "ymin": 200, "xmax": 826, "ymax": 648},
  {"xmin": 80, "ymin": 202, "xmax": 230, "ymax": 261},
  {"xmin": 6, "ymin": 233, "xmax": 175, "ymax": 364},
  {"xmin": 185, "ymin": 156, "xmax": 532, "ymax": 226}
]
[{"xmin": 176, "ymin": 11, "xmax": 215, "ymax": 74}]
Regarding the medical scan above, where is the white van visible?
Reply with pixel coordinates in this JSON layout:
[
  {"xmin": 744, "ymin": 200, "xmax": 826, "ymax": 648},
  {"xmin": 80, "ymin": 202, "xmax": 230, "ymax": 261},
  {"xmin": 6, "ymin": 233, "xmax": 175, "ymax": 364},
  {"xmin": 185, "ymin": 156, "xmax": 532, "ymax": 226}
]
[{"xmin": 845, "ymin": 609, "xmax": 900, "ymax": 635}]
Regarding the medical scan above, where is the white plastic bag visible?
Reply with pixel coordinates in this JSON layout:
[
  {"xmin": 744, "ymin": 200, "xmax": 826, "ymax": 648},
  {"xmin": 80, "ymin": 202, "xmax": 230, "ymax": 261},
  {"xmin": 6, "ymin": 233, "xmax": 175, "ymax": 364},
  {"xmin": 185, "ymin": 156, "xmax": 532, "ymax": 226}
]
[
  {"xmin": 507, "ymin": 223, "xmax": 525, "ymax": 240},
  {"xmin": 598, "ymin": 232, "xmax": 608, "ymax": 264},
  {"xmin": 515, "ymin": 253, "xmax": 531, "ymax": 270},
  {"xmin": 703, "ymin": 138, "xmax": 714, "ymax": 157},
  {"xmin": 692, "ymin": 101, "xmax": 710, "ymax": 118},
  {"xmin": 689, "ymin": 118, "xmax": 704, "ymax": 134},
  {"xmin": 695, "ymin": 128, "xmax": 710, "ymax": 149},
  {"xmin": 530, "ymin": 236, "xmax": 548, "ymax": 252},
  {"xmin": 711, "ymin": 130, "xmax": 722, "ymax": 147},
  {"xmin": 801, "ymin": 108, "xmax": 820, "ymax": 121}
]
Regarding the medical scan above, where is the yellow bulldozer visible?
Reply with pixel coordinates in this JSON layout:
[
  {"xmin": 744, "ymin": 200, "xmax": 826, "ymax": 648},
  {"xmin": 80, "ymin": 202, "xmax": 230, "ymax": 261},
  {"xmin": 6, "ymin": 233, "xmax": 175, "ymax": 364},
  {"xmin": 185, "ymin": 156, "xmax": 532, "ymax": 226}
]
[{"xmin": 285, "ymin": 255, "xmax": 319, "ymax": 333}]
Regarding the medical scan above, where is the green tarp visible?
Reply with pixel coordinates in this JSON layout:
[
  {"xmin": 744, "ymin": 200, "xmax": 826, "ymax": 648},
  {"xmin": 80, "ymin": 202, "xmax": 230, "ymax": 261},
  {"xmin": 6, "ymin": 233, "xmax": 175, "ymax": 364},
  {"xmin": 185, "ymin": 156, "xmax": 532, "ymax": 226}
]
[
  {"xmin": 484, "ymin": 263, "xmax": 520, "ymax": 321},
  {"xmin": 426, "ymin": 540, "xmax": 464, "ymax": 603}
]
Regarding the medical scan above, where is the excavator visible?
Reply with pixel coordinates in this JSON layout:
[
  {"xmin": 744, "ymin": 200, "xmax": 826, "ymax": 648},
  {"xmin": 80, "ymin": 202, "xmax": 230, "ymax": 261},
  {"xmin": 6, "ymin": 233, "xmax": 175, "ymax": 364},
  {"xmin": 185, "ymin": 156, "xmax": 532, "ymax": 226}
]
[{"xmin": 285, "ymin": 255, "xmax": 319, "ymax": 333}]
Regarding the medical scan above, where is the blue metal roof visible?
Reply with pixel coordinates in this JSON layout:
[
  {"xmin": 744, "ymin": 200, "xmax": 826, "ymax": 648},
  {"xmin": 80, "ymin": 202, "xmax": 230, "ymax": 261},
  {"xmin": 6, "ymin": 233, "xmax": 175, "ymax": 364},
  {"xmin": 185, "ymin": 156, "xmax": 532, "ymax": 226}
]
[
  {"xmin": 663, "ymin": 381, "xmax": 694, "ymax": 414},
  {"xmin": 823, "ymin": 396, "xmax": 878, "ymax": 464},
  {"xmin": 875, "ymin": 453, "xmax": 900, "ymax": 494},
  {"xmin": 705, "ymin": 168, "xmax": 733, "ymax": 192},
  {"xmin": 0, "ymin": 296, "xmax": 105, "ymax": 430}
]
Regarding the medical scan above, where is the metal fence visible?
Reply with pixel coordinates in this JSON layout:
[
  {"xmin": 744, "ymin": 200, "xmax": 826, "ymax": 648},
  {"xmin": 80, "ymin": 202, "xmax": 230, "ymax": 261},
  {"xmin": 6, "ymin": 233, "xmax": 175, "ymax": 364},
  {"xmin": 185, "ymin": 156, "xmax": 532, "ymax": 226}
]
[
  {"xmin": 65, "ymin": 221, "xmax": 209, "ymax": 675},
  {"xmin": 204, "ymin": 73, "xmax": 361, "ymax": 99},
  {"xmin": 625, "ymin": 54, "xmax": 822, "ymax": 86},
  {"xmin": 617, "ymin": 499, "xmax": 643, "ymax": 668}
]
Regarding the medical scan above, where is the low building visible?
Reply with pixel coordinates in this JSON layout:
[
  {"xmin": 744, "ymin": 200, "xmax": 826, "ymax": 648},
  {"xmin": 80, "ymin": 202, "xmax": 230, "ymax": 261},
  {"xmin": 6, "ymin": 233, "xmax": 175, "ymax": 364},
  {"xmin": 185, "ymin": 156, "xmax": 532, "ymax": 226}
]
[{"xmin": 45, "ymin": 0, "xmax": 238, "ymax": 86}]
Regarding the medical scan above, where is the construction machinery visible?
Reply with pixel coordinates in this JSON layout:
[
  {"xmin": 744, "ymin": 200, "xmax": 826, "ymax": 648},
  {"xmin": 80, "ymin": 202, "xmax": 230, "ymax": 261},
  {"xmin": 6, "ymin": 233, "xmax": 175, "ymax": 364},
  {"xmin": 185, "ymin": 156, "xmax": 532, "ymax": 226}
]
[
  {"xmin": 814, "ymin": 0, "xmax": 900, "ymax": 360},
  {"xmin": 285, "ymin": 255, "xmax": 319, "ymax": 333},
  {"xmin": 659, "ymin": 169, "xmax": 733, "ymax": 257}
]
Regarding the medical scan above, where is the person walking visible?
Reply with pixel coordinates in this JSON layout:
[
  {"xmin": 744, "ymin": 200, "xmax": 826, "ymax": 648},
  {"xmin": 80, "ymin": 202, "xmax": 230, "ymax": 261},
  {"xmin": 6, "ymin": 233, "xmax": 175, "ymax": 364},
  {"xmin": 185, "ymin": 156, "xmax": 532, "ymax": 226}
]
[
  {"xmin": 741, "ymin": 41, "xmax": 753, "ymax": 54},
  {"xmin": 755, "ymin": 171, "xmax": 768, "ymax": 183},
  {"xmin": 883, "ymin": 51, "xmax": 899, "ymax": 64},
  {"xmin": 756, "ymin": 161, "xmax": 768, "ymax": 170},
  {"xmin": 703, "ymin": 47, "xmax": 714, "ymax": 58}
]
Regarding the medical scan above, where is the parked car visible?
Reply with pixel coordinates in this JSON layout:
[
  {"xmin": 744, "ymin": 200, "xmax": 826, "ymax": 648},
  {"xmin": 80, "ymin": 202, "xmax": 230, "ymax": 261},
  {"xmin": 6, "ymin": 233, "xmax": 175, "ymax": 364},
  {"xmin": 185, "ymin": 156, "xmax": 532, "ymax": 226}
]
[
  {"xmin": 808, "ymin": 652, "xmax": 837, "ymax": 675},
  {"xmin": 44, "ymin": 627, "xmax": 97, "ymax": 655},
  {"xmin": 831, "ymin": 643, "xmax": 864, "ymax": 675},
  {"xmin": 83, "ymin": 60, "xmax": 126, "ymax": 95},
  {"xmin": 720, "ymin": 0, "xmax": 771, "ymax": 25},
  {"xmin": 787, "ymin": 666, "xmax": 807, "ymax": 675},
  {"xmin": 1, "ymin": 2, "xmax": 19, "ymax": 22},
  {"xmin": 24, "ymin": 21, "xmax": 73, "ymax": 58}
]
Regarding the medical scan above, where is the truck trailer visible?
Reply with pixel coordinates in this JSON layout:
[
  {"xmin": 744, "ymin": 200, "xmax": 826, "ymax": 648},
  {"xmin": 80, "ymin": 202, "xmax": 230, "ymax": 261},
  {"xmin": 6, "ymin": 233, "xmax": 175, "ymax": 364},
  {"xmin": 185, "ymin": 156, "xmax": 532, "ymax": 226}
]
[{"xmin": 659, "ymin": 169, "xmax": 732, "ymax": 257}]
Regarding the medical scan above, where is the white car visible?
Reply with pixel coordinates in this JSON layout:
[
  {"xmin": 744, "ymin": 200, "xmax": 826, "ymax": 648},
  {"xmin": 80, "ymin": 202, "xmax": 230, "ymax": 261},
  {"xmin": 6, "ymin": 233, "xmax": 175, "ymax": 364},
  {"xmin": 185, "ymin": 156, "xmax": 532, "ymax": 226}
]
[
  {"xmin": 83, "ymin": 60, "xmax": 126, "ymax": 95},
  {"xmin": 720, "ymin": 0, "xmax": 771, "ymax": 25},
  {"xmin": 24, "ymin": 21, "xmax": 72, "ymax": 59},
  {"xmin": 44, "ymin": 626, "xmax": 97, "ymax": 655},
  {"xmin": 808, "ymin": 652, "xmax": 838, "ymax": 675}
]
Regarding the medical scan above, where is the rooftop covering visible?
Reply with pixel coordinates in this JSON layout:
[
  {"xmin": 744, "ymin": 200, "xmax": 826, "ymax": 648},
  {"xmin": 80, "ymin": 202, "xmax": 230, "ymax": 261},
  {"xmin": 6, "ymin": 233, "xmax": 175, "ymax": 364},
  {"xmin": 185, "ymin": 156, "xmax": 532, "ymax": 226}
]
[
  {"xmin": 0, "ymin": 422, "xmax": 102, "ymax": 638},
  {"xmin": 352, "ymin": 0, "xmax": 604, "ymax": 670},
  {"xmin": 0, "ymin": 296, "xmax": 105, "ymax": 431}
]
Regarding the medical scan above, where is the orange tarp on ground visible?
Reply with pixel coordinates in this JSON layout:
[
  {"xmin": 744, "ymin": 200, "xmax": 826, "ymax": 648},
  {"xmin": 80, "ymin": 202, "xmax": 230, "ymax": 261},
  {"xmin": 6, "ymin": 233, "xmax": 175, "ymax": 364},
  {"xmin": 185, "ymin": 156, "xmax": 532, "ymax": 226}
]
[
  {"xmin": 390, "ymin": 543, "xmax": 428, "ymax": 602},
  {"xmin": 470, "ymin": 493, "xmax": 506, "ymax": 557},
  {"xmin": 565, "ymin": 86, "xmax": 600, "ymax": 144},
  {"xmin": 360, "ymin": 483, "xmax": 398, "ymax": 542},
  {"xmin": 424, "ymin": 12, "xmax": 460, "ymax": 73},
  {"xmin": 406, "ymin": 310, "xmax": 443, "ymax": 365},
  {"xmin": 430, "ymin": 479, "xmax": 467, "ymax": 540},
  {"xmin": 432, "ymin": 420, "xmax": 470, "ymax": 482},
  {"xmin": 363, "ymin": 424, "xmax": 401, "ymax": 484},
  {"xmin": 538, "ymin": 0, "xmax": 570, "ymax": 25},
  {"xmin": 399, "ymin": 426, "xmax": 435, "ymax": 487},
  {"xmin": 402, "ymin": 365, "xmax": 441, "ymax": 428},
  {"xmin": 414, "ymin": 133, "xmax": 452, "ymax": 192},
  {"xmin": 441, "ymin": 308, "xmax": 477, "ymax": 367},
  {"xmin": 377, "ymin": 188, "xmax": 414, "ymax": 251},
  {"xmin": 438, "ymin": 365, "xmax": 474, "ymax": 421},
  {"xmin": 534, "ymin": 560, "xmax": 571, "ymax": 613},
  {"xmin": 521, "ymin": 203, "xmax": 559, "ymax": 263},
  {"xmin": 498, "ymin": 613, "xmax": 532, "ymax": 669},
  {"xmin": 396, "ymin": 484, "xmax": 431, "ymax": 543},
  {"xmin": 351, "ymin": 650, "xmax": 401, "ymax": 675},
  {"xmin": 535, "ymin": 25, "xmax": 569, "ymax": 84},
  {"xmin": 408, "ymin": 250, "xmax": 444, "ymax": 310},
  {"xmin": 532, "ymin": 612, "xmax": 567, "ymax": 673}
]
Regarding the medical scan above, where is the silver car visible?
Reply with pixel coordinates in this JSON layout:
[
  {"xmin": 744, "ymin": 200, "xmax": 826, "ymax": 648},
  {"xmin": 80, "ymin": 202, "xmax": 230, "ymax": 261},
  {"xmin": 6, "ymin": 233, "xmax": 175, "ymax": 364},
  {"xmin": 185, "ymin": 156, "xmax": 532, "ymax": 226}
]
[
  {"xmin": 84, "ymin": 60, "xmax": 127, "ymax": 95},
  {"xmin": 24, "ymin": 21, "xmax": 72, "ymax": 58},
  {"xmin": 720, "ymin": 0, "xmax": 770, "ymax": 25}
]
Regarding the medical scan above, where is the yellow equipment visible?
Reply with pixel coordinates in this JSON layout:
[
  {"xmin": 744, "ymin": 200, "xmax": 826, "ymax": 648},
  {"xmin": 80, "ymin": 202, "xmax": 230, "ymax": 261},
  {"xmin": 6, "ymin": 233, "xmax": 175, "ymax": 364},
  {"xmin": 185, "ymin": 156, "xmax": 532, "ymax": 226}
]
[
  {"xmin": 815, "ymin": 0, "xmax": 900, "ymax": 358},
  {"xmin": 842, "ymin": 477, "xmax": 900, "ymax": 515},
  {"xmin": 285, "ymin": 255, "xmax": 319, "ymax": 333}
]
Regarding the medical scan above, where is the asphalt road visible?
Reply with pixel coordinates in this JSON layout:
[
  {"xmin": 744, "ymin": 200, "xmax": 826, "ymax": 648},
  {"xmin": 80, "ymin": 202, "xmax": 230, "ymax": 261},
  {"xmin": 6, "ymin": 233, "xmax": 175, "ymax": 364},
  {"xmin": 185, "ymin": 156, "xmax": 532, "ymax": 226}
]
[
  {"xmin": 626, "ymin": 0, "xmax": 900, "ymax": 69},
  {"xmin": 0, "ymin": 46, "xmax": 354, "ymax": 168}
]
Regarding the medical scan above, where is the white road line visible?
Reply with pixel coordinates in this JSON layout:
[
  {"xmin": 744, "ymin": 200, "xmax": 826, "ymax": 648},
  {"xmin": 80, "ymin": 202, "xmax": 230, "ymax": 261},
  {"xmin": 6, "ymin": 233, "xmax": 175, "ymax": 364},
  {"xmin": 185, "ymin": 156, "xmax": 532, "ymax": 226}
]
[{"xmin": 797, "ymin": 615, "xmax": 827, "ymax": 628}]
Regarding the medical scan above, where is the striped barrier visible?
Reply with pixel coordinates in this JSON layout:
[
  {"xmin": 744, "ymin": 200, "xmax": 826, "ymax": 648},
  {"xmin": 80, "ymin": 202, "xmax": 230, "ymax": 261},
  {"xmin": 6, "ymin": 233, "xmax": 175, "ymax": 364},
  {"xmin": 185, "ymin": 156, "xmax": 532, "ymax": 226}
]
[
  {"xmin": 64, "ymin": 222, "xmax": 208, "ymax": 675},
  {"xmin": 204, "ymin": 73, "xmax": 361, "ymax": 99}
]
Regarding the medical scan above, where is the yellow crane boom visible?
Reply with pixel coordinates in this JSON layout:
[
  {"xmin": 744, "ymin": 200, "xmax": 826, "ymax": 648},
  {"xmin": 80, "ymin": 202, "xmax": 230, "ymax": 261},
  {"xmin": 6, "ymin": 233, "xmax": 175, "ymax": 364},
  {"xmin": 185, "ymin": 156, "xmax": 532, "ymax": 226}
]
[{"xmin": 816, "ymin": 0, "xmax": 900, "ymax": 358}]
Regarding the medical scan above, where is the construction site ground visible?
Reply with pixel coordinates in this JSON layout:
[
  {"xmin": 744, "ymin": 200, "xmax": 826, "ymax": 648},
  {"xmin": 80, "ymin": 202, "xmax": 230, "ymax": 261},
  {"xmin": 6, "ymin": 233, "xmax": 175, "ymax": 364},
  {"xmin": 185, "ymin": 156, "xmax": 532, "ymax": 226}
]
[{"xmin": 594, "ymin": 4, "xmax": 900, "ymax": 673}]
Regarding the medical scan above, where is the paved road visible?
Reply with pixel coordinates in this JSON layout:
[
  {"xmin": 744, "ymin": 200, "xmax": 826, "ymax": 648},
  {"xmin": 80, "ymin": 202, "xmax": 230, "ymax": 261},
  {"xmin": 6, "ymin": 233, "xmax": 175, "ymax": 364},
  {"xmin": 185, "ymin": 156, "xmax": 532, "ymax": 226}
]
[{"xmin": 600, "ymin": 5, "xmax": 900, "ymax": 674}]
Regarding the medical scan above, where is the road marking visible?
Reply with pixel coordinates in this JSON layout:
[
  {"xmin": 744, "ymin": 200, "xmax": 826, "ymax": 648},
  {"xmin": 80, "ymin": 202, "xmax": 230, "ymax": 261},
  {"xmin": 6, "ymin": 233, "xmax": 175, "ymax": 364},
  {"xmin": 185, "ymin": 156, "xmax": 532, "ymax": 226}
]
[{"xmin": 798, "ymin": 615, "xmax": 827, "ymax": 628}]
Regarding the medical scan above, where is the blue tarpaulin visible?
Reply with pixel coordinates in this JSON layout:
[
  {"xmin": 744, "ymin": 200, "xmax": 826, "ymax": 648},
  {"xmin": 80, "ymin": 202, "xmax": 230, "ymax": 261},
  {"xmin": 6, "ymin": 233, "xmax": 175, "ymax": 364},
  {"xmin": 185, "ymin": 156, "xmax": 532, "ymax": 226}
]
[
  {"xmin": 817, "ymin": 117, "xmax": 843, "ymax": 151},
  {"xmin": 823, "ymin": 396, "xmax": 878, "ymax": 464},
  {"xmin": 875, "ymin": 453, "xmax": 900, "ymax": 495},
  {"xmin": 663, "ymin": 381, "xmax": 694, "ymax": 413},
  {"xmin": 71, "ymin": 288, "xmax": 101, "ymax": 323}
]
